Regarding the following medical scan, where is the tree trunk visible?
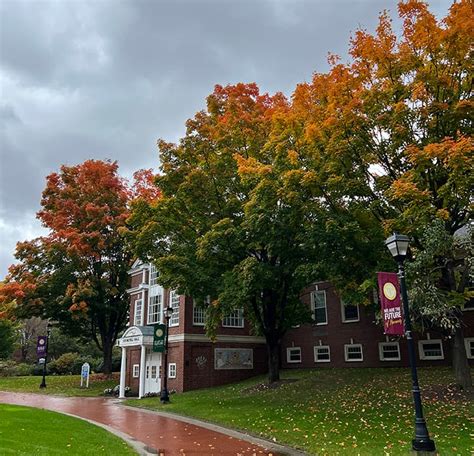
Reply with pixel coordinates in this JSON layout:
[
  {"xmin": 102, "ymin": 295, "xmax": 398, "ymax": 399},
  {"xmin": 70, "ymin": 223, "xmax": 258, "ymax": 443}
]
[
  {"xmin": 266, "ymin": 338, "xmax": 280, "ymax": 383},
  {"xmin": 102, "ymin": 338, "xmax": 114, "ymax": 376},
  {"xmin": 452, "ymin": 325, "xmax": 472, "ymax": 390}
]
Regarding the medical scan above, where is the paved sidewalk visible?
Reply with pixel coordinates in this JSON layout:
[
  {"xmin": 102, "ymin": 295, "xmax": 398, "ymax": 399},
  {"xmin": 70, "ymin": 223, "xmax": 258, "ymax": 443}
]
[{"xmin": 0, "ymin": 392, "xmax": 290, "ymax": 455}]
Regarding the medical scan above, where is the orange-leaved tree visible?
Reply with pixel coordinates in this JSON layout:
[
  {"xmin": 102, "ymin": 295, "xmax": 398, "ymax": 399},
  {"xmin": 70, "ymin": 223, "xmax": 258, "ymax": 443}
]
[{"xmin": 2, "ymin": 160, "xmax": 160, "ymax": 374}]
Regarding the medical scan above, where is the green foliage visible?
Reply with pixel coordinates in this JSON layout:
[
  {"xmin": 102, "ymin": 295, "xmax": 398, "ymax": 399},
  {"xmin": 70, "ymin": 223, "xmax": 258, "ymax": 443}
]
[
  {"xmin": 0, "ymin": 361, "xmax": 33, "ymax": 377},
  {"xmin": 0, "ymin": 319, "xmax": 15, "ymax": 359}
]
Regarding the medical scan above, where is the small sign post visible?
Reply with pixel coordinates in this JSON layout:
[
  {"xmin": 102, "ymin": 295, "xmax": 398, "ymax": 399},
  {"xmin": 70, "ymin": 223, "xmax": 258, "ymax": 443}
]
[
  {"xmin": 80, "ymin": 362, "xmax": 90, "ymax": 388},
  {"xmin": 153, "ymin": 324, "xmax": 167, "ymax": 352}
]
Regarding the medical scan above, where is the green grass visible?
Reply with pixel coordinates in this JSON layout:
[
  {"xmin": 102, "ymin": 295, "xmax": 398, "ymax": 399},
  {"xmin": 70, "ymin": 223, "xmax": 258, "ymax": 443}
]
[
  {"xmin": 126, "ymin": 367, "xmax": 473, "ymax": 456},
  {"xmin": 0, "ymin": 403, "xmax": 136, "ymax": 455},
  {"xmin": 0, "ymin": 374, "xmax": 119, "ymax": 397}
]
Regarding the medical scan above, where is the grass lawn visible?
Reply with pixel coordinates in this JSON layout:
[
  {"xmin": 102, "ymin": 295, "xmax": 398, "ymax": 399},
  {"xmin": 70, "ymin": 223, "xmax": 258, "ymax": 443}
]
[
  {"xmin": 0, "ymin": 373, "xmax": 119, "ymax": 397},
  {"xmin": 0, "ymin": 403, "xmax": 136, "ymax": 455},
  {"xmin": 126, "ymin": 367, "xmax": 473, "ymax": 456}
]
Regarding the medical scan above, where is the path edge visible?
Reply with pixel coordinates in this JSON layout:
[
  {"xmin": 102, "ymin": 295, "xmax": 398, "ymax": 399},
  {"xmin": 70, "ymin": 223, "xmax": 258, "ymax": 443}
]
[{"xmin": 119, "ymin": 401, "xmax": 308, "ymax": 456}]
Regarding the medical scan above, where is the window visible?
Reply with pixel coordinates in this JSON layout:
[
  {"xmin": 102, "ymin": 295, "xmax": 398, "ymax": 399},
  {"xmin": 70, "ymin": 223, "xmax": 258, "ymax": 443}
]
[
  {"xmin": 287, "ymin": 347, "xmax": 302, "ymax": 363},
  {"xmin": 379, "ymin": 342, "xmax": 401, "ymax": 361},
  {"xmin": 151, "ymin": 365, "xmax": 157, "ymax": 379},
  {"xmin": 341, "ymin": 300, "xmax": 359, "ymax": 323},
  {"xmin": 134, "ymin": 299, "xmax": 143, "ymax": 326},
  {"xmin": 344, "ymin": 344, "xmax": 363, "ymax": 362},
  {"xmin": 150, "ymin": 264, "xmax": 159, "ymax": 286},
  {"xmin": 193, "ymin": 301, "xmax": 206, "ymax": 326},
  {"xmin": 169, "ymin": 291, "xmax": 180, "ymax": 326},
  {"xmin": 148, "ymin": 292, "xmax": 162, "ymax": 324},
  {"xmin": 132, "ymin": 364, "xmax": 139, "ymax": 378},
  {"xmin": 168, "ymin": 363, "xmax": 177, "ymax": 378},
  {"xmin": 314, "ymin": 345, "xmax": 331, "ymax": 363},
  {"xmin": 222, "ymin": 308, "xmax": 244, "ymax": 328},
  {"xmin": 418, "ymin": 340, "xmax": 444, "ymax": 360},
  {"xmin": 312, "ymin": 290, "xmax": 327, "ymax": 325},
  {"xmin": 464, "ymin": 338, "xmax": 474, "ymax": 359},
  {"xmin": 463, "ymin": 298, "xmax": 474, "ymax": 311}
]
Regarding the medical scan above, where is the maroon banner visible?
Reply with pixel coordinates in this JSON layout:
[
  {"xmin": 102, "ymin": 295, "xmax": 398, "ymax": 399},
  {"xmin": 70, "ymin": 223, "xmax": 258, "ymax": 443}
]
[
  {"xmin": 377, "ymin": 272, "xmax": 404, "ymax": 335},
  {"xmin": 37, "ymin": 336, "xmax": 47, "ymax": 358}
]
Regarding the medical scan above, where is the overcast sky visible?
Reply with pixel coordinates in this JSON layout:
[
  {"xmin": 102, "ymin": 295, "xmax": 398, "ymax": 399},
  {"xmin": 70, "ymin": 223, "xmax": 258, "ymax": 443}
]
[{"xmin": 0, "ymin": 0, "xmax": 450, "ymax": 279}]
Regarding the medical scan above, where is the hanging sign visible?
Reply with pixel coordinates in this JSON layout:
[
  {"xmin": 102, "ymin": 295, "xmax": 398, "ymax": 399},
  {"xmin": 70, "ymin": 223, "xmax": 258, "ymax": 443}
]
[
  {"xmin": 377, "ymin": 272, "xmax": 404, "ymax": 335},
  {"xmin": 36, "ymin": 336, "xmax": 47, "ymax": 358},
  {"xmin": 80, "ymin": 362, "xmax": 90, "ymax": 388},
  {"xmin": 153, "ymin": 324, "xmax": 167, "ymax": 352}
]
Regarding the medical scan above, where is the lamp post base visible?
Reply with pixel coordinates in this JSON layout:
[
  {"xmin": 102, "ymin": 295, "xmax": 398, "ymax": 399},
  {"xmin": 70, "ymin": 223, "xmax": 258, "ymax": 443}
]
[
  {"xmin": 412, "ymin": 438, "xmax": 436, "ymax": 453},
  {"xmin": 160, "ymin": 389, "xmax": 170, "ymax": 404}
]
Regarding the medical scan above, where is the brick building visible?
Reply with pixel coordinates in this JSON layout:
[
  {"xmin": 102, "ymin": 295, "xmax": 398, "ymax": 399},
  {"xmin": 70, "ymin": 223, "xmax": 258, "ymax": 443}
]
[{"xmin": 117, "ymin": 261, "xmax": 474, "ymax": 397}]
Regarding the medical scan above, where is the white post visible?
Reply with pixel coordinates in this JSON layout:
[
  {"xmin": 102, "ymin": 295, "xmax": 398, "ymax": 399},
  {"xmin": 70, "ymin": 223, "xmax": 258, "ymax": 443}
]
[
  {"xmin": 119, "ymin": 346, "xmax": 127, "ymax": 399},
  {"xmin": 139, "ymin": 345, "xmax": 146, "ymax": 398}
]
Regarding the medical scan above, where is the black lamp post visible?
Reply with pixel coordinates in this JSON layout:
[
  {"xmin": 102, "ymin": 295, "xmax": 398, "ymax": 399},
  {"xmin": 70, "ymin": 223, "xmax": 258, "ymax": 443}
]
[
  {"xmin": 385, "ymin": 233, "xmax": 436, "ymax": 453},
  {"xmin": 39, "ymin": 323, "xmax": 52, "ymax": 389},
  {"xmin": 160, "ymin": 306, "xmax": 173, "ymax": 403}
]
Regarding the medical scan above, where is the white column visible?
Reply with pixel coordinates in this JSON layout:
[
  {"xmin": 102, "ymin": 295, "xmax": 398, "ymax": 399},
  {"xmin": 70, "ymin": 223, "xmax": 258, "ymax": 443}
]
[
  {"xmin": 119, "ymin": 346, "xmax": 127, "ymax": 399},
  {"xmin": 138, "ymin": 345, "xmax": 146, "ymax": 398}
]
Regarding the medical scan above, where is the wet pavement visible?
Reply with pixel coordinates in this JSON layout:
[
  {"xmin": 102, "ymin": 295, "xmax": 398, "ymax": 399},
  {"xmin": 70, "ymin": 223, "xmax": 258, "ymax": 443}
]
[{"xmin": 0, "ymin": 391, "xmax": 279, "ymax": 455}]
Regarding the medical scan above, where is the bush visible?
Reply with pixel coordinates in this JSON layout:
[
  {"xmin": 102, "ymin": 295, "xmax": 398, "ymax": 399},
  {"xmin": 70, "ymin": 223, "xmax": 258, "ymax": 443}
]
[
  {"xmin": 49, "ymin": 352, "xmax": 81, "ymax": 375},
  {"xmin": 95, "ymin": 353, "xmax": 121, "ymax": 373},
  {"xmin": 0, "ymin": 360, "xmax": 34, "ymax": 377}
]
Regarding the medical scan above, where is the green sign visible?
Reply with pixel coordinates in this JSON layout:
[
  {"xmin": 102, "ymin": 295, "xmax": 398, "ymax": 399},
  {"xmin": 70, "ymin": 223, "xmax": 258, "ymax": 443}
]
[{"xmin": 153, "ymin": 324, "xmax": 166, "ymax": 352}]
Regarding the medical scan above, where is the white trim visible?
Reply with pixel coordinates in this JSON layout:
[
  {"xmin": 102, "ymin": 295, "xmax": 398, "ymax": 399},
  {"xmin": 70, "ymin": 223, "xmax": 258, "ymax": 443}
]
[
  {"xmin": 311, "ymin": 290, "xmax": 328, "ymax": 325},
  {"xmin": 168, "ymin": 333, "xmax": 266, "ymax": 344},
  {"xmin": 168, "ymin": 363, "xmax": 177, "ymax": 378},
  {"xmin": 169, "ymin": 290, "xmax": 180, "ymax": 327},
  {"xmin": 132, "ymin": 364, "xmax": 140, "ymax": 378},
  {"xmin": 418, "ymin": 339, "xmax": 444, "ymax": 360},
  {"xmin": 286, "ymin": 347, "xmax": 302, "ymax": 363},
  {"xmin": 378, "ymin": 342, "xmax": 401, "ymax": 361},
  {"xmin": 314, "ymin": 345, "xmax": 331, "ymax": 363},
  {"xmin": 464, "ymin": 338, "xmax": 474, "ymax": 359},
  {"xmin": 344, "ymin": 343, "xmax": 363, "ymax": 362},
  {"xmin": 126, "ymin": 284, "xmax": 149, "ymax": 294},
  {"xmin": 341, "ymin": 301, "xmax": 360, "ymax": 323}
]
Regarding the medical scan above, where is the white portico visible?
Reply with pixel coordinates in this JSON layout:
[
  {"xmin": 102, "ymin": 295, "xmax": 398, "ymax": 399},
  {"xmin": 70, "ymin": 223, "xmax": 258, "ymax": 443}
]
[{"xmin": 117, "ymin": 325, "xmax": 162, "ymax": 399}]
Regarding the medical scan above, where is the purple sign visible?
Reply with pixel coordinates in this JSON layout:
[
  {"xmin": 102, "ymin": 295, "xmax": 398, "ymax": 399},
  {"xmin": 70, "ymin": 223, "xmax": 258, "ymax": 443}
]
[
  {"xmin": 37, "ymin": 336, "xmax": 47, "ymax": 358},
  {"xmin": 377, "ymin": 272, "xmax": 404, "ymax": 335}
]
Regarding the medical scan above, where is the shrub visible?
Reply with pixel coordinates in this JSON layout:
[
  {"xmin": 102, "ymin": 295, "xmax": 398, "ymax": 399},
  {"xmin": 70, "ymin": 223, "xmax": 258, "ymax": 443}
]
[{"xmin": 49, "ymin": 352, "xmax": 81, "ymax": 375}]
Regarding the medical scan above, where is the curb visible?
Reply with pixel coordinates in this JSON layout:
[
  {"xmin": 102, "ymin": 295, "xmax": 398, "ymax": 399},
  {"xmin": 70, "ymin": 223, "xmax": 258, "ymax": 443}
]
[{"xmin": 118, "ymin": 401, "xmax": 308, "ymax": 456}]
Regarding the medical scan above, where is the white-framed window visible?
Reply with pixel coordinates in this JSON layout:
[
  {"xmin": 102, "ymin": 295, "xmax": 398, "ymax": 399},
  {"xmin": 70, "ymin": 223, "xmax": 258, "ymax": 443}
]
[
  {"xmin": 286, "ymin": 347, "xmax": 302, "ymax": 363},
  {"xmin": 147, "ymin": 292, "xmax": 163, "ymax": 324},
  {"xmin": 168, "ymin": 363, "xmax": 177, "ymax": 378},
  {"xmin": 132, "ymin": 364, "xmax": 139, "ymax": 378},
  {"xmin": 464, "ymin": 338, "xmax": 474, "ymax": 359},
  {"xmin": 222, "ymin": 308, "xmax": 244, "ymax": 328},
  {"xmin": 344, "ymin": 344, "xmax": 363, "ymax": 362},
  {"xmin": 314, "ymin": 345, "xmax": 331, "ymax": 363},
  {"xmin": 341, "ymin": 300, "xmax": 359, "ymax": 323},
  {"xmin": 169, "ymin": 290, "xmax": 180, "ymax": 326},
  {"xmin": 379, "ymin": 342, "xmax": 401, "ymax": 361},
  {"xmin": 134, "ymin": 299, "xmax": 143, "ymax": 326},
  {"xmin": 150, "ymin": 264, "xmax": 159, "ymax": 286},
  {"xmin": 311, "ymin": 290, "xmax": 327, "ymax": 325},
  {"xmin": 193, "ymin": 301, "xmax": 206, "ymax": 326},
  {"xmin": 418, "ymin": 340, "xmax": 444, "ymax": 360}
]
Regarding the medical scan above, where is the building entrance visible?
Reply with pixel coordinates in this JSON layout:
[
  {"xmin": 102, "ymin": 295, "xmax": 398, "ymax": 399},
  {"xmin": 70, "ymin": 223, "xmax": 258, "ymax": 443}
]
[{"xmin": 145, "ymin": 349, "xmax": 162, "ymax": 395}]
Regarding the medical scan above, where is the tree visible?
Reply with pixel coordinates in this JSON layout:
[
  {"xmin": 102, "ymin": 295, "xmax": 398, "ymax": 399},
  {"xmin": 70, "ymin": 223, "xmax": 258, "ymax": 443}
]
[
  {"xmin": 128, "ymin": 83, "xmax": 382, "ymax": 382},
  {"xmin": 2, "ymin": 161, "xmax": 159, "ymax": 374},
  {"xmin": 291, "ymin": 0, "xmax": 473, "ymax": 387}
]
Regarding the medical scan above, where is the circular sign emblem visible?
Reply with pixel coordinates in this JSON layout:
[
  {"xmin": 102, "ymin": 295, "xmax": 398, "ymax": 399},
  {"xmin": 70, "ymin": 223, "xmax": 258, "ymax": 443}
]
[
  {"xmin": 39, "ymin": 339, "xmax": 45, "ymax": 345},
  {"xmin": 155, "ymin": 328, "xmax": 164, "ymax": 337},
  {"xmin": 383, "ymin": 282, "xmax": 397, "ymax": 301}
]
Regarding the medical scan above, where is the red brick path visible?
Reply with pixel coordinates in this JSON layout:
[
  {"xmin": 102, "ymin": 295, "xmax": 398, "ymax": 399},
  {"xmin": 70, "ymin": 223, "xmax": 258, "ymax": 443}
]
[{"xmin": 0, "ymin": 392, "xmax": 276, "ymax": 455}]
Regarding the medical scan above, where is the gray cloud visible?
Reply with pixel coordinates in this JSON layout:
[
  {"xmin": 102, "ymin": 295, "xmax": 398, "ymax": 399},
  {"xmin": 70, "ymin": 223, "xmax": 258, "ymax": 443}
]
[{"xmin": 0, "ymin": 0, "xmax": 450, "ymax": 277}]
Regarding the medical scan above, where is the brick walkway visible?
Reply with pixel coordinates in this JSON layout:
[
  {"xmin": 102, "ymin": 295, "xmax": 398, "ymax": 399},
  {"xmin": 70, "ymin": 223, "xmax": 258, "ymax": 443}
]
[{"xmin": 0, "ymin": 392, "xmax": 280, "ymax": 455}]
